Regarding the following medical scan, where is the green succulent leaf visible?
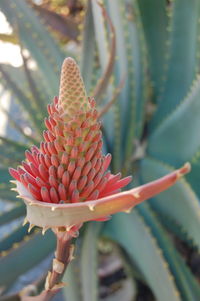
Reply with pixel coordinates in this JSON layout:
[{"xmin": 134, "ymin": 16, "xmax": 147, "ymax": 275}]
[
  {"xmin": 138, "ymin": 0, "xmax": 169, "ymax": 99},
  {"xmin": 186, "ymin": 153, "xmax": 200, "ymax": 196},
  {"xmin": 63, "ymin": 254, "xmax": 82, "ymax": 301},
  {"xmin": 0, "ymin": 137, "xmax": 28, "ymax": 167},
  {"xmin": 0, "ymin": 224, "xmax": 29, "ymax": 252},
  {"xmin": 155, "ymin": 211, "xmax": 197, "ymax": 248},
  {"xmin": 107, "ymin": 0, "xmax": 148, "ymax": 166},
  {"xmin": 81, "ymin": 0, "xmax": 96, "ymax": 93},
  {"xmin": 0, "ymin": 168, "xmax": 19, "ymax": 201},
  {"xmin": 140, "ymin": 157, "xmax": 200, "ymax": 249},
  {"xmin": 0, "ymin": 203, "xmax": 25, "ymax": 226},
  {"xmin": 0, "ymin": 231, "xmax": 55, "ymax": 291},
  {"xmin": 150, "ymin": 0, "xmax": 200, "ymax": 130},
  {"xmin": 138, "ymin": 203, "xmax": 200, "ymax": 300},
  {"xmin": 148, "ymin": 77, "xmax": 200, "ymax": 166},
  {"xmin": 80, "ymin": 223, "xmax": 102, "ymax": 301},
  {"xmin": 91, "ymin": 0, "xmax": 115, "ymax": 151},
  {"xmin": 0, "ymin": 65, "xmax": 43, "ymax": 133},
  {"xmin": 103, "ymin": 211, "xmax": 181, "ymax": 301}
]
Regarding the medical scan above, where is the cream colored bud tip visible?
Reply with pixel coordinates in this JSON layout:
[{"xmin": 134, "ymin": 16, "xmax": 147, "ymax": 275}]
[{"xmin": 62, "ymin": 57, "xmax": 77, "ymax": 67}]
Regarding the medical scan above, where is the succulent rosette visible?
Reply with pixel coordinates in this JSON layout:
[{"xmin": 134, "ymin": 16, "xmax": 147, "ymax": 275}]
[{"xmin": 9, "ymin": 58, "xmax": 191, "ymax": 234}]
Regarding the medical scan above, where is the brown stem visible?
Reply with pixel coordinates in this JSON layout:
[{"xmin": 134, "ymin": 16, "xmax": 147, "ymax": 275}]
[
  {"xmin": 47, "ymin": 232, "xmax": 72, "ymax": 290},
  {"xmin": 21, "ymin": 231, "xmax": 74, "ymax": 301}
]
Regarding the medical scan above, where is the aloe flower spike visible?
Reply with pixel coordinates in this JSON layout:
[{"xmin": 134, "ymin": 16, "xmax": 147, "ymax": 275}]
[{"xmin": 9, "ymin": 58, "xmax": 191, "ymax": 297}]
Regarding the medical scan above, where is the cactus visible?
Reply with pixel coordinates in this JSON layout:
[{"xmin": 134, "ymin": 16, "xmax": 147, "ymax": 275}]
[{"xmin": 0, "ymin": 0, "xmax": 200, "ymax": 300}]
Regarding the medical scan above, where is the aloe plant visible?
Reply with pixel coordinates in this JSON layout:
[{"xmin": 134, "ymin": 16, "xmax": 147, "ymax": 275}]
[
  {"xmin": 8, "ymin": 56, "xmax": 190, "ymax": 301},
  {"xmin": 0, "ymin": 0, "xmax": 200, "ymax": 300}
]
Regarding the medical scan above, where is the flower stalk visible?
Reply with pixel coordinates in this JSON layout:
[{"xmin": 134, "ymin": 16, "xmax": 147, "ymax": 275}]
[{"xmin": 21, "ymin": 231, "xmax": 75, "ymax": 301}]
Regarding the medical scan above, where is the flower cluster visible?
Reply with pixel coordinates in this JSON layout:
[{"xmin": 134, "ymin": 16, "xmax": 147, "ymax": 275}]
[
  {"xmin": 10, "ymin": 58, "xmax": 131, "ymax": 206},
  {"xmin": 9, "ymin": 58, "xmax": 191, "ymax": 232}
]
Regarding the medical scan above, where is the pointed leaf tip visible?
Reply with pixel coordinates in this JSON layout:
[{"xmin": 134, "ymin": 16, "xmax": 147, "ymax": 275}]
[{"xmin": 179, "ymin": 162, "xmax": 191, "ymax": 176}]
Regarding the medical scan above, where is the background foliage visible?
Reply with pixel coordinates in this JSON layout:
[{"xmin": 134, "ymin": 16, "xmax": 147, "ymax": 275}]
[{"xmin": 0, "ymin": 0, "xmax": 200, "ymax": 300}]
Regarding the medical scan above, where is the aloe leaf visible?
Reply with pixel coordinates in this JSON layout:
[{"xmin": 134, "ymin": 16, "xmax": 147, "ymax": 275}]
[
  {"xmin": 0, "ymin": 231, "xmax": 55, "ymax": 291},
  {"xmin": 148, "ymin": 77, "xmax": 200, "ymax": 166},
  {"xmin": 92, "ymin": 4, "xmax": 116, "ymax": 103},
  {"xmin": 91, "ymin": 1, "xmax": 109, "ymax": 70},
  {"xmin": 0, "ymin": 168, "xmax": 19, "ymax": 201},
  {"xmin": 103, "ymin": 212, "xmax": 181, "ymax": 301},
  {"xmin": 138, "ymin": 203, "xmax": 200, "ymax": 300},
  {"xmin": 138, "ymin": 0, "xmax": 168, "ymax": 99},
  {"xmin": 0, "ymin": 137, "xmax": 28, "ymax": 166},
  {"xmin": 91, "ymin": 0, "xmax": 115, "ymax": 149},
  {"xmin": 95, "ymin": 1, "xmax": 148, "ymax": 171},
  {"xmin": 0, "ymin": 136, "xmax": 28, "ymax": 152},
  {"xmin": 0, "ymin": 0, "xmax": 65, "ymax": 96},
  {"xmin": 186, "ymin": 150, "xmax": 200, "ymax": 197},
  {"xmin": 80, "ymin": 0, "xmax": 96, "ymax": 93},
  {"xmin": 20, "ymin": 50, "xmax": 47, "ymax": 117},
  {"xmin": 1, "ymin": 63, "xmax": 51, "ymax": 101},
  {"xmin": 0, "ymin": 224, "xmax": 29, "ymax": 252},
  {"xmin": 63, "ymin": 243, "xmax": 82, "ymax": 301},
  {"xmin": 0, "ymin": 184, "xmax": 18, "ymax": 202},
  {"xmin": 150, "ymin": 0, "xmax": 200, "ymax": 130},
  {"xmin": 0, "ymin": 107, "xmax": 39, "ymax": 145},
  {"xmin": 155, "ymin": 212, "xmax": 197, "ymax": 248},
  {"xmin": 0, "ymin": 65, "xmax": 43, "ymax": 133},
  {"xmin": 0, "ymin": 167, "xmax": 13, "ymax": 183},
  {"xmin": 122, "ymin": 0, "xmax": 148, "ymax": 139},
  {"xmin": 105, "ymin": 1, "xmax": 136, "ymax": 164},
  {"xmin": 103, "ymin": 279, "xmax": 136, "ymax": 301},
  {"xmin": 80, "ymin": 223, "xmax": 102, "ymax": 301},
  {"xmin": 140, "ymin": 157, "xmax": 200, "ymax": 248},
  {"xmin": 0, "ymin": 203, "xmax": 25, "ymax": 226}
]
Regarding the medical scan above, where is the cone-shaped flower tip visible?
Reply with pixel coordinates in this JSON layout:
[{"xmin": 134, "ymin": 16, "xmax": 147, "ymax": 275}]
[
  {"xmin": 59, "ymin": 58, "xmax": 90, "ymax": 114},
  {"xmin": 9, "ymin": 57, "xmax": 191, "ymax": 230}
]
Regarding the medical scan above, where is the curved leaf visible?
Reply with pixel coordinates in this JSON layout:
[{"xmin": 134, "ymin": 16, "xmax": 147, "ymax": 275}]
[
  {"xmin": 148, "ymin": 77, "xmax": 200, "ymax": 166},
  {"xmin": 0, "ymin": 65, "xmax": 43, "ymax": 132},
  {"xmin": 138, "ymin": 203, "xmax": 200, "ymax": 300},
  {"xmin": 150, "ymin": 0, "xmax": 200, "ymax": 130},
  {"xmin": 0, "ymin": 231, "xmax": 55, "ymax": 291},
  {"xmin": 140, "ymin": 157, "xmax": 200, "ymax": 248},
  {"xmin": 63, "ymin": 243, "xmax": 82, "ymax": 301},
  {"xmin": 91, "ymin": 0, "xmax": 115, "ymax": 150},
  {"xmin": 103, "ymin": 211, "xmax": 181, "ymax": 301},
  {"xmin": 0, "ymin": 203, "xmax": 25, "ymax": 226},
  {"xmin": 80, "ymin": 223, "xmax": 102, "ymax": 301},
  {"xmin": 138, "ymin": 0, "xmax": 169, "ymax": 99},
  {"xmin": 0, "ymin": 224, "xmax": 29, "ymax": 252},
  {"xmin": 81, "ymin": 0, "xmax": 96, "ymax": 93}
]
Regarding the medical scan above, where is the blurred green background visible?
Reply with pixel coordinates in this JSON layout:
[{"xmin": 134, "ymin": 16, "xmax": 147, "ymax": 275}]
[{"xmin": 0, "ymin": 0, "xmax": 200, "ymax": 300}]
